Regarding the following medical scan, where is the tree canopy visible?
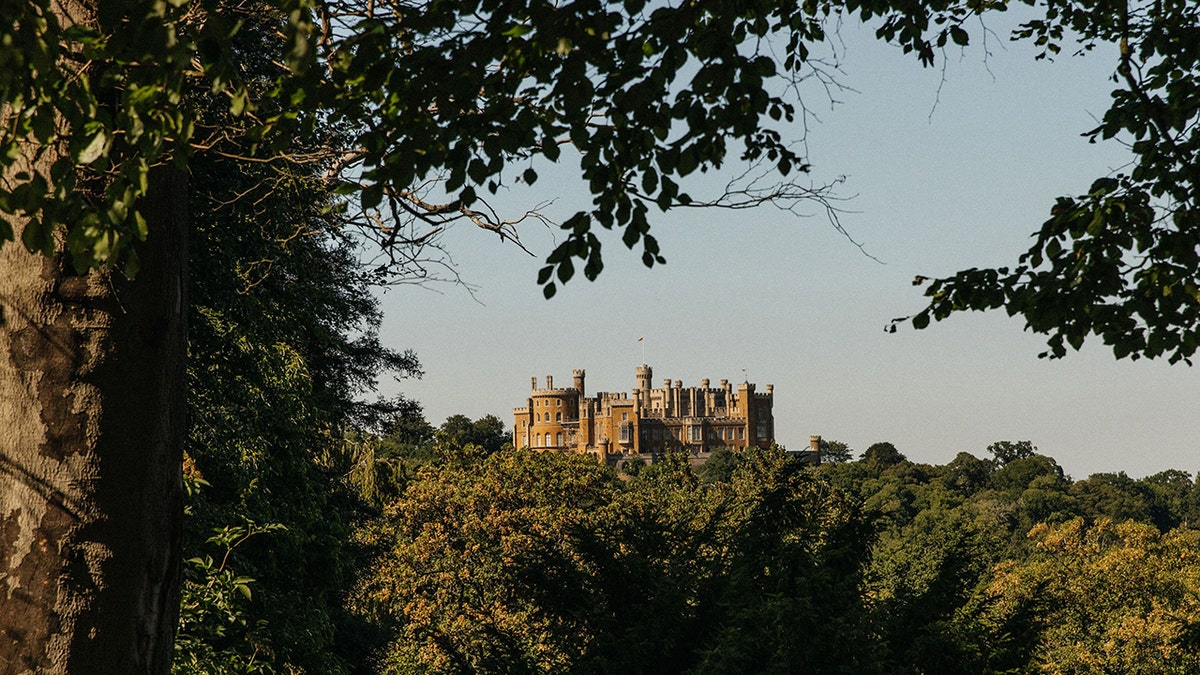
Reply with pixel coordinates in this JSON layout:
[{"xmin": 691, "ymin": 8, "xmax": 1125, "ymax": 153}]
[
  {"xmin": 6, "ymin": 0, "xmax": 1200, "ymax": 362},
  {"xmin": 334, "ymin": 436, "xmax": 1200, "ymax": 674},
  {"xmin": 351, "ymin": 447, "xmax": 874, "ymax": 673},
  {"xmin": 14, "ymin": 0, "xmax": 1191, "ymax": 344},
  {"xmin": 907, "ymin": 0, "xmax": 1200, "ymax": 363}
]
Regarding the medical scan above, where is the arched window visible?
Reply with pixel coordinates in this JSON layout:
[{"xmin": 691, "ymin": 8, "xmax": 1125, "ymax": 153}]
[
  {"xmin": 556, "ymin": 432, "xmax": 563, "ymax": 446},
  {"xmin": 545, "ymin": 433, "xmax": 552, "ymax": 446},
  {"xmin": 556, "ymin": 412, "xmax": 562, "ymax": 422}
]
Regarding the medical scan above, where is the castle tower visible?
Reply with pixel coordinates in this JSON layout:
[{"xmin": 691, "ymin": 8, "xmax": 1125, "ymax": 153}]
[
  {"xmin": 636, "ymin": 365, "xmax": 652, "ymax": 406},
  {"xmin": 573, "ymin": 369, "xmax": 586, "ymax": 396},
  {"xmin": 636, "ymin": 365, "xmax": 652, "ymax": 392}
]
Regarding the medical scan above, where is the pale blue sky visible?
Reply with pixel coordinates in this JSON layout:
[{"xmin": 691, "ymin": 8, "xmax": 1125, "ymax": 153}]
[{"xmin": 376, "ymin": 14, "xmax": 1197, "ymax": 479}]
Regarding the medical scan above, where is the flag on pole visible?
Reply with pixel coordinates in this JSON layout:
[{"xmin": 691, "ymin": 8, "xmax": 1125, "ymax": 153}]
[{"xmin": 637, "ymin": 337, "xmax": 644, "ymax": 342}]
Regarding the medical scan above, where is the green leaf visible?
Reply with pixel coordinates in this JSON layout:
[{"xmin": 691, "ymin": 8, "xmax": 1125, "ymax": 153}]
[
  {"xmin": 543, "ymin": 136, "xmax": 561, "ymax": 161},
  {"xmin": 123, "ymin": 248, "xmax": 140, "ymax": 279},
  {"xmin": 641, "ymin": 168, "xmax": 658, "ymax": 195},
  {"xmin": 556, "ymin": 259, "xmax": 574, "ymax": 283},
  {"xmin": 361, "ymin": 184, "xmax": 382, "ymax": 210},
  {"xmin": 230, "ymin": 87, "xmax": 248, "ymax": 116},
  {"xmin": 76, "ymin": 128, "xmax": 110, "ymax": 165}
]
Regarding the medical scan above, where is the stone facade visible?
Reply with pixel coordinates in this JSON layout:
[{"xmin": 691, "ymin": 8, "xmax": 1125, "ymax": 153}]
[{"xmin": 512, "ymin": 365, "xmax": 775, "ymax": 462}]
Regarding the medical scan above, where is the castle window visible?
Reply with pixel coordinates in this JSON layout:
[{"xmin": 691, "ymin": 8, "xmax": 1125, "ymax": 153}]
[
  {"xmin": 556, "ymin": 412, "xmax": 562, "ymax": 422},
  {"xmin": 556, "ymin": 432, "xmax": 563, "ymax": 445},
  {"xmin": 619, "ymin": 423, "xmax": 632, "ymax": 442},
  {"xmin": 689, "ymin": 426, "xmax": 701, "ymax": 442},
  {"xmin": 738, "ymin": 428, "xmax": 745, "ymax": 440},
  {"xmin": 545, "ymin": 433, "xmax": 551, "ymax": 446},
  {"xmin": 621, "ymin": 412, "xmax": 628, "ymax": 421}
]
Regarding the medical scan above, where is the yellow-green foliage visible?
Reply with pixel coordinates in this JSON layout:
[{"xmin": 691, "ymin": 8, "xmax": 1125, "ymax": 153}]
[{"xmin": 982, "ymin": 519, "xmax": 1200, "ymax": 675}]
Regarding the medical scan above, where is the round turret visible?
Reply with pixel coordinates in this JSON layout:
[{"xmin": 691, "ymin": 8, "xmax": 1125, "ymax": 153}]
[{"xmin": 635, "ymin": 365, "xmax": 652, "ymax": 391}]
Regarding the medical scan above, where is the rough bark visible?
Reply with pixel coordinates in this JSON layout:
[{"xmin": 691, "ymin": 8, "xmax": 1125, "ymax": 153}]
[{"xmin": 0, "ymin": 164, "xmax": 188, "ymax": 673}]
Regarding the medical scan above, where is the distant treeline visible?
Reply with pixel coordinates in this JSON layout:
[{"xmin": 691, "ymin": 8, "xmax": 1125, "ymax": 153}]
[
  {"xmin": 183, "ymin": 393, "xmax": 1200, "ymax": 673},
  {"xmin": 330, "ymin": 438, "xmax": 1200, "ymax": 674}
]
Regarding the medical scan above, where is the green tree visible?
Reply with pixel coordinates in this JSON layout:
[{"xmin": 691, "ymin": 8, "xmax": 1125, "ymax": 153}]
[
  {"xmin": 353, "ymin": 446, "xmax": 877, "ymax": 673},
  {"xmin": 377, "ymin": 399, "xmax": 437, "ymax": 461},
  {"xmin": 696, "ymin": 446, "xmax": 741, "ymax": 483},
  {"xmin": 938, "ymin": 452, "xmax": 994, "ymax": 498},
  {"xmin": 689, "ymin": 447, "xmax": 878, "ymax": 673},
  {"xmin": 866, "ymin": 505, "xmax": 1008, "ymax": 673},
  {"xmin": 986, "ymin": 440, "xmax": 1037, "ymax": 467},
  {"xmin": 908, "ymin": 0, "xmax": 1200, "ymax": 364},
  {"xmin": 973, "ymin": 519, "xmax": 1200, "ymax": 674},
  {"xmin": 1139, "ymin": 469, "xmax": 1197, "ymax": 531},
  {"xmin": 435, "ymin": 414, "xmax": 510, "ymax": 456},
  {"xmin": 175, "ymin": 12, "xmax": 421, "ymax": 667},
  {"xmin": 862, "ymin": 442, "xmax": 907, "ymax": 472},
  {"xmin": 1070, "ymin": 472, "xmax": 1152, "ymax": 524},
  {"xmin": 989, "ymin": 454, "xmax": 1066, "ymax": 496},
  {"xmin": 819, "ymin": 438, "xmax": 855, "ymax": 464}
]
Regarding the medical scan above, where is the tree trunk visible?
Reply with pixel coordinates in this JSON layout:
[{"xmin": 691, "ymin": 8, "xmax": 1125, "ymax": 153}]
[{"xmin": 0, "ymin": 164, "xmax": 188, "ymax": 673}]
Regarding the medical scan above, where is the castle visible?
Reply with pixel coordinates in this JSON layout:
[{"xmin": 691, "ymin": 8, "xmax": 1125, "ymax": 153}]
[{"xmin": 512, "ymin": 365, "xmax": 775, "ymax": 462}]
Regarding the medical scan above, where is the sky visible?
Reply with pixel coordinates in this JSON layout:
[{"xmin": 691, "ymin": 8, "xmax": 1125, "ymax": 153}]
[{"xmin": 373, "ymin": 13, "xmax": 1198, "ymax": 480}]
